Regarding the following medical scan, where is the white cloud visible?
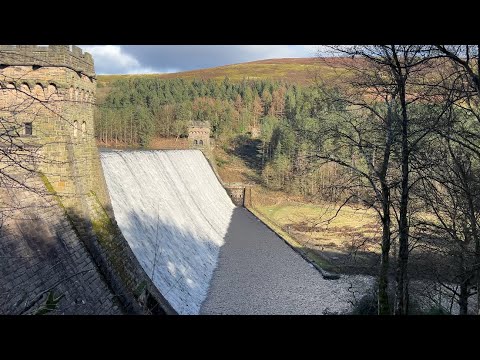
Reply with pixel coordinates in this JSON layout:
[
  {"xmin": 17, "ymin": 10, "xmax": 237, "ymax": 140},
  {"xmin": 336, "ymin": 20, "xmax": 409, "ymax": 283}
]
[
  {"xmin": 301, "ymin": 45, "xmax": 336, "ymax": 57},
  {"xmin": 125, "ymin": 67, "xmax": 180, "ymax": 75},
  {"xmin": 236, "ymin": 45, "xmax": 329, "ymax": 59},
  {"xmin": 81, "ymin": 45, "xmax": 182, "ymax": 74},
  {"xmin": 237, "ymin": 45, "xmax": 305, "ymax": 59},
  {"xmin": 81, "ymin": 45, "xmax": 139, "ymax": 71},
  {"xmin": 233, "ymin": 45, "xmax": 334, "ymax": 60}
]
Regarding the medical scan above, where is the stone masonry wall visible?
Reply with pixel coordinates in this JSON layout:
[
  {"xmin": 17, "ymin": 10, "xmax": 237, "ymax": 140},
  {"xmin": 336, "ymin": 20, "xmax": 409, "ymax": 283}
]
[
  {"xmin": 224, "ymin": 185, "xmax": 245, "ymax": 206},
  {"xmin": 0, "ymin": 45, "xmax": 175, "ymax": 314},
  {"xmin": 0, "ymin": 177, "xmax": 122, "ymax": 314}
]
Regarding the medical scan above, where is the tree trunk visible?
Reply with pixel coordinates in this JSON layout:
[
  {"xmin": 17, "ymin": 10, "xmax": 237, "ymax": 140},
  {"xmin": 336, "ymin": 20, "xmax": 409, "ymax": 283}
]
[
  {"xmin": 130, "ymin": 114, "xmax": 133, "ymax": 145},
  {"xmin": 459, "ymin": 282, "xmax": 468, "ymax": 315},
  {"xmin": 378, "ymin": 187, "xmax": 391, "ymax": 315},
  {"xmin": 378, "ymin": 105, "xmax": 393, "ymax": 315},
  {"xmin": 459, "ymin": 261, "xmax": 469, "ymax": 315},
  {"xmin": 476, "ymin": 238, "xmax": 480, "ymax": 315},
  {"xmin": 395, "ymin": 80, "xmax": 410, "ymax": 316},
  {"xmin": 261, "ymin": 141, "xmax": 265, "ymax": 167},
  {"xmin": 123, "ymin": 118, "xmax": 127, "ymax": 144},
  {"xmin": 465, "ymin": 184, "xmax": 479, "ymax": 315}
]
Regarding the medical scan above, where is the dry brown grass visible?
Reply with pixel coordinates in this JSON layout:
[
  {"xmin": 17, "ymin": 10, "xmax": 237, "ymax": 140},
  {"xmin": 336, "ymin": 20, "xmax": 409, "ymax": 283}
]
[
  {"xmin": 212, "ymin": 144, "xmax": 258, "ymax": 183},
  {"xmin": 149, "ymin": 137, "xmax": 189, "ymax": 149},
  {"xmin": 252, "ymin": 199, "xmax": 380, "ymax": 255},
  {"xmin": 96, "ymin": 136, "xmax": 189, "ymax": 150}
]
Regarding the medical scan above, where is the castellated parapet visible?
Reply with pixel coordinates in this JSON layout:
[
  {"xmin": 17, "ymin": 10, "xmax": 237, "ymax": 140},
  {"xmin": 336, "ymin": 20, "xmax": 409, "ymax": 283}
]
[{"xmin": 0, "ymin": 45, "xmax": 95, "ymax": 78}]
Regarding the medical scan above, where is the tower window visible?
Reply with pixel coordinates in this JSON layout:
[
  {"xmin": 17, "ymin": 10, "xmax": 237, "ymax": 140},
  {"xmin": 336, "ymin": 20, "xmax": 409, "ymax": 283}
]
[
  {"xmin": 199, "ymin": 140, "xmax": 204, "ymax": 145},
  {"xmin": 73, "ymin": 121, "xmax": 78, "ymax": 138},
  {"xmin": 24, "ymin": 123, "xmax": 32, "ymax": 136}
]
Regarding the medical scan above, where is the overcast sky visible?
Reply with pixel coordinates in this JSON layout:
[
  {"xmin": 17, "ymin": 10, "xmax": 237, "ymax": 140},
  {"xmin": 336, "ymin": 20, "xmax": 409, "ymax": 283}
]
[{"xmin": 80, "ymin": 45, "xmax": 322, "ymax": 75}]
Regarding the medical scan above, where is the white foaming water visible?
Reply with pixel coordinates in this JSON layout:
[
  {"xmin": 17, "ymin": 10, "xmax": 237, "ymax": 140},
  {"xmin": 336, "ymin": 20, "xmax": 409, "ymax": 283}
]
[{"xmin": 100, "ymin": 150, "xmax": 235, "ymax": 314}]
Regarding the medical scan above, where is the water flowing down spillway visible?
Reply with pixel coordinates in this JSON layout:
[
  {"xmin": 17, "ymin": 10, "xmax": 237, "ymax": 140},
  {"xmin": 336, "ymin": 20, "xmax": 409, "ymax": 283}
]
[{"xmin": 100, "ymin": 150, "xmax": 235, "ymax": 314}]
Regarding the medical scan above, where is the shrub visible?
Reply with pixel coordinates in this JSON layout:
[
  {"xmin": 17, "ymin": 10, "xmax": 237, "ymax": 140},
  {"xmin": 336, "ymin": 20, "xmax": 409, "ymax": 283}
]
[{"xmin": 351, "ymin": 293, "xmax": 378, "ymax": 315}]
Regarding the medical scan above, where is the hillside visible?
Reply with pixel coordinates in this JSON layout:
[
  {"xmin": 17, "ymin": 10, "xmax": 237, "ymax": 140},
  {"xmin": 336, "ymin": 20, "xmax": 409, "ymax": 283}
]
[
  {"xmin": 98, "ymin": 57, "xmax": 350, "ymax": 85},
  {"xmin": 96, "ymin": 57, "xmax": 352, "ymax": 104}
]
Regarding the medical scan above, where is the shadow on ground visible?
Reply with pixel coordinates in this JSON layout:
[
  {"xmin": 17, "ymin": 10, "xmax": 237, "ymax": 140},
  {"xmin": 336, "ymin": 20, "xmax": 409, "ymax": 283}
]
[{"xmin": 226, "ymin": 135, "xmax": 263, "ymax": 171}]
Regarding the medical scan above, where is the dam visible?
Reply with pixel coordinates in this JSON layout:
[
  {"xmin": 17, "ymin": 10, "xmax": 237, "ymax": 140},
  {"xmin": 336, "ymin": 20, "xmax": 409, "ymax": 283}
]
[
  {"xmin": 0, "ymin": 45, "xmax": 370, "ymax": 315},
  {"xmin": 3, "ymin": 45, "xmax": 473, "ymax": 315},
  {"xmin": 101, "ymin": 149, "xmax": 372, "ymax": 315},
  {"xmin": 101, "ymin": 150, "xmax": 234, "ymax": 314}
]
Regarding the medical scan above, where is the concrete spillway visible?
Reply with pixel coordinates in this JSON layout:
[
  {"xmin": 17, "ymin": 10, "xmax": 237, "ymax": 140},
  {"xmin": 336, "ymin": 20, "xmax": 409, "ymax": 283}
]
[
  {"xmin": 100, "ymin": 150, "xmax": 235, "ymax": 314},
  {"xmin": 101, "ymin": 149, "xmax": 373, "ymax": 315}
]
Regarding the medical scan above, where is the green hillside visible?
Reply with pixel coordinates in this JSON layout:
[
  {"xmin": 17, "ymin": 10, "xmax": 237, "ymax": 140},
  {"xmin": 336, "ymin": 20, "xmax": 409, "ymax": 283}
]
[{"xmin": 96, "ymin": 57, "xmax": 351, "ymax": 104}]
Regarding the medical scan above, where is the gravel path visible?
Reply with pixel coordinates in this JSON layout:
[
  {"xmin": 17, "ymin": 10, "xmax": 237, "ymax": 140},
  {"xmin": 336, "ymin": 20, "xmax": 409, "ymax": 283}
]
[{"xmin": 200, "ymin": 208, "xmax": 374, "ymax": 315}]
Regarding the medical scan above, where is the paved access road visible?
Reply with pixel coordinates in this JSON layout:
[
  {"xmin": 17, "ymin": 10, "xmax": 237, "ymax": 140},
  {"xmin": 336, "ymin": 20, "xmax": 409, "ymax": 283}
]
[{"xmin": 200, "ymin": 208, "xmax": 373, "ymax": 315}]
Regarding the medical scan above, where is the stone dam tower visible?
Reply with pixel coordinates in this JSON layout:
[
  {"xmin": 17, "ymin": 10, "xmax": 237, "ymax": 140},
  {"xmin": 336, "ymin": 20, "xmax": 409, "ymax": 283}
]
[
  {"xmin": 0, "ymin": 45, "xmax": 100, "ymax": 205},
  {"xmin": 0, "ymin": 45, "xmax": 174, "ymax": 314},
  {"xmin": 188, "ymin": 121, "xmax": 211, "ymax": 149}
]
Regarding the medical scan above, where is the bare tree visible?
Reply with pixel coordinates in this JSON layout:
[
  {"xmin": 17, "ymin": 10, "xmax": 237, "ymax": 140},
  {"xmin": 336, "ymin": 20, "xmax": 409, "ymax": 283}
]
[
  {"xmin": 305, "ymin": 51, "xmax": 400, "ymax": 314},
  {"xmin": 416, "ymin": 132, "xmax": 480, "ymax": 314},
  {"xmin": 312, "ymin": 46, "xmax": 456, "ymax": 314},
  {"xmin": 421, "ymin": 45, "xmax": 480, "ymax": 314}
]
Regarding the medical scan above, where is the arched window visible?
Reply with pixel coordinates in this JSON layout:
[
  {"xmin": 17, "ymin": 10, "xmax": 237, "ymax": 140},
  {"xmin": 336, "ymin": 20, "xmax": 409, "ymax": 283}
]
[
  {"xmin": 199, "ymin": 140, "xmax": 204, "ymax": 145},
  {"xmin": 20, "ymin": 83, "xmax": 30, "ymax": 93},
  {"xmin": 33, "ymin": 84, "xmax": 44, "ymax": 100},
  {"xmin": 47, "ymin": 83, "xmax": 57, "ymax": 97},
  {"xmin": 19, "ymin": 84, "xmax": 30, "ymax": 105},
  {"xmin": 82, "ymin": 121, "xmax": 86, "ymax": 138},
  {"xmin": 73, "ymin": 121, "xmax": 78, "ymax": 138},
  {"xmin": 194, "ymin": 140, "xmax": 198, "ymax": 145}
]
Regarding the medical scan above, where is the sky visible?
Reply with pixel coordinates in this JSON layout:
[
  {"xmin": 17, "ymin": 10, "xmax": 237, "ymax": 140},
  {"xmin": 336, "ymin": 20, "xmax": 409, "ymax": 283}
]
[{"xmin": 80, "ymin": 45, "xmax": 322, "ymax": 75}]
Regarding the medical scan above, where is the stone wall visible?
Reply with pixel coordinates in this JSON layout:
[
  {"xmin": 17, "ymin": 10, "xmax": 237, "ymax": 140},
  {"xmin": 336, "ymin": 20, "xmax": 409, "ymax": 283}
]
[
  {"xmin": 0, "ymin": 45, "xmax": 175, "ymax": 314},
  {"xmin": 0, "ymin": 177, "xmax": 122, "ymax": 315},
  {"xmin": 224, "ymin": 185, "xmax": 246, "ymax": 206}
]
